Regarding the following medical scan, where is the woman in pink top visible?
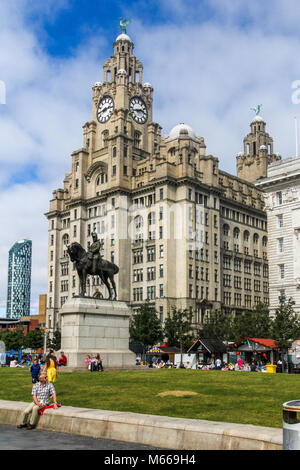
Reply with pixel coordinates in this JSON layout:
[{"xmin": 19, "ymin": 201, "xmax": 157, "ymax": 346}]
[
  {"xmin": 85, "ymin": 355, "xmax": 91, "ymax": 370},
  {"xmin": 237, "ymin": 357, "xmax": 243, "ymax": 370}
]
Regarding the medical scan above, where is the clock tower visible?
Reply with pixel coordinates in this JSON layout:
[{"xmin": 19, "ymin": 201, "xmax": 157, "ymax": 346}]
[{"xmin": 81, "ymin": 31, "xmax": 160, "ymax": 193}]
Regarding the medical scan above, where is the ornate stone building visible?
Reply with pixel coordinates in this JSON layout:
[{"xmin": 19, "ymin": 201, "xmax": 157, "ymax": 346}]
[
  {"xmin": 45, "ymin": 31, "xmax": 270, "ymax": 333},
  {"xmin": 256, "ymin": 157, "xmax": 300, "ymax": 316},
  {"xmin": 236, "ymin": 115, "xmax": 281, "ymax": 183}
]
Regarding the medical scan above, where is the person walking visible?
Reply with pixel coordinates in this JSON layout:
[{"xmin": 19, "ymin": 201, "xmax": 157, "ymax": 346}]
[
  {"xmin": 30, "ymin": 359, "xmax": 41, "ymax": 384},
  {"xmin": 17, "ymin": 373, "xmax": 59, "ymax": 430},
  {"xmin": 43, "ymin": 352, "xmax": 58, "ymax": 383}
]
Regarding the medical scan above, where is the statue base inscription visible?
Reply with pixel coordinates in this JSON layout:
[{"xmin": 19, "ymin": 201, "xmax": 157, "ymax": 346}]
[{"xmin": 60, "ymin": 297, "xmax": 136, "ymax": 369}]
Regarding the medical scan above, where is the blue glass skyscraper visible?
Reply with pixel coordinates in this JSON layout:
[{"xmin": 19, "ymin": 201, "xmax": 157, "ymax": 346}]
[{"xmin": 6, "ymin": 239, "xmax": 32, "ymax": 319}]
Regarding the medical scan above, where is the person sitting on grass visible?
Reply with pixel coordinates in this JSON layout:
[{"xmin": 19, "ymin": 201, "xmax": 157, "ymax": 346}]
[
  {"xmin": 58, "ymin": 351, "xmax": 67, "ymax": 367},
  {"xmin": 17, "ymin": 372, "xmax": 59, "ymax": 430}
]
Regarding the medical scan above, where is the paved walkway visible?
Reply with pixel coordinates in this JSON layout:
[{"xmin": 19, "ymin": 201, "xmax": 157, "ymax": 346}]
[{"xmin": 0, "ymin": 424, "xmax": 163, "ymax": 450}]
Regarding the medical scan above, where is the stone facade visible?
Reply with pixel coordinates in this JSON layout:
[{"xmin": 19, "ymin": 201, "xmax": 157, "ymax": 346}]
[
  {"xmin": 236, "ymin": 115, "xmax": 281, "ymax": 183},
  {"xmin": 45, "ymin": 32, "xmax": 269, "ymax": 333},
  {"xmin": 256, "ymin": 157, "xmax": 300, "ymax": 315}
]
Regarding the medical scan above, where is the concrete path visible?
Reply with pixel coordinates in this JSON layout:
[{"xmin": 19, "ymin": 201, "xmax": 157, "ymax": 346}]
[{"xmin": 0, "ymin": 424, "xmax": 163, "ymax": 450}]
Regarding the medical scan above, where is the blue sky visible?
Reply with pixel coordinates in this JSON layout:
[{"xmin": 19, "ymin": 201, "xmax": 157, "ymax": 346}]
[{"xmin": 1, "ymin": 0, "xmax": 300, "ymax": 315}]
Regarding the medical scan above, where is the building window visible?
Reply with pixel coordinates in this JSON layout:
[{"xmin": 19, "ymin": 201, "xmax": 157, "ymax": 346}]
[
  {"xmin": 279, "ymin": 264, "xmax": 285, "ymax": 279},
  {"xmin": 159, "ymin": 264, "xmax": 164, "ymax": 277},
  {"xmin": 159, "ymin": 284, "xmax": 164, "ymax": 298},
  {"xmin": 112, "ymin": 165, "xmax": 116, "ymax": 176},
  {"xmin": 277, "ymin": 191, "xmax": 283, "ymax": 205},
  {"xmin": 277, "ymin": 214, "xmax": 283, "ymax": 227},
  {"xmin": 278, "ymin": 238, "xmax": 284, "ymax": 253},
  {"xmin": 224, "ymin": 291, "xmax": 231, "ymax": 305},
  {"xmin": 159, "ymin": 306, "xmax": 164, "ymax": 323}
]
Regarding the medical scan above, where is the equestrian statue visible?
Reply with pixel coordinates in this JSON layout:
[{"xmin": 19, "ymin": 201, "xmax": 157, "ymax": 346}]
[{"xmin": 67, "ymin": 232, "xmax": 119, "ymax": 300}]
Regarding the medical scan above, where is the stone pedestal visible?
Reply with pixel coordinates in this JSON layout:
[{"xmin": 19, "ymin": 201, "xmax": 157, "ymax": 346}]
[{"xmin": 60, "ymin": 297, "xmax": 136, "ymax": 369}]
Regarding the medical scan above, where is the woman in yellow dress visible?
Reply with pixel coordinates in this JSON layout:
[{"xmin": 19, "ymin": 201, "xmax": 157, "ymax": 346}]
[{"xmin": 43, "ymin": 353, "xmax": 58, "ymax": 383}]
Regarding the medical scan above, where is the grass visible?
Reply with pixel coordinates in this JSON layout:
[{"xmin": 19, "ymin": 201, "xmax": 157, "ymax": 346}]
[{"xmin": 0, "ymin": 367, "xmax": 299, "ymax": 428}]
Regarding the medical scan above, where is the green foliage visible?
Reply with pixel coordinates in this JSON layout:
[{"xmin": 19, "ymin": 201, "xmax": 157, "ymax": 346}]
[
  {"xmin": 47, "ymin": 330, "xmax": 61, "ymax": 351},
  {"xmin": 200, "ymin": 303, "xmax": 271, "ymax": 342},
  {"xmin": 163, "ymin": 308, "xmax": 194, "ymax": 350},
  {"xmin": 0, "ymin": 328, "xmax": 24, "ymax": 350},
  {"xmin": 23, "ymin": 329, "xmax": 44, "ymax": 350},
  {"xmin": 129, "ymin": 302, "xmax": 163, "ymax": 353},
  {"xmin": 200, "ymin": 310, "xmax": 232, "ymax": 341},
  {"xmin": 271, "ymin": 296, "xmax": 300, "ymax": 350}
]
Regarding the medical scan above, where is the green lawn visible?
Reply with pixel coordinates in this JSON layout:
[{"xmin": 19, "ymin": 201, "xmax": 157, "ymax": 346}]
[{"xmin": 0, "ymin": 367, "xmax": 299, "ymax": 428}]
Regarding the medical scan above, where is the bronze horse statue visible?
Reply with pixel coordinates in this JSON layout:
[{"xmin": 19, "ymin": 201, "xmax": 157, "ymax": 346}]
[{"xmin": 67, "ymin": 242, "xmax": 119, "ymax": 300}]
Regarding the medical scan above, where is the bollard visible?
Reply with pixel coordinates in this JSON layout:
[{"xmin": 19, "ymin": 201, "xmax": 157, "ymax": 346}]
[{"xmin": 283, "ymin": 400, "xmax": 300, "ymax": 450}]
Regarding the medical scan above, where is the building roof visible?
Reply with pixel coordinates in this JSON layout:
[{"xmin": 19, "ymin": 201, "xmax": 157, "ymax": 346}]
[
  {"xmin": 234, "ymin": 338, "xmax": 278, "ymax": 350},
  {"xmin": 187, "ymin": 338, "xmax": 227, "ymax": 354},
  {"xmin": 167, "ymin": 123, "xmax": 198, "ymax": 142},
  {"xmin": 115, "ymin": 33, "xmax": 132, "ymax": 43}
]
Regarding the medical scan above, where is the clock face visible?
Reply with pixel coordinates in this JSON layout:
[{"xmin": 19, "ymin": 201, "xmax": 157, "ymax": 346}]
[
  {"xmin": 97, "ymin": 96, "xmax": 114, "ymax": 123},
  {"xmin": 129, "ymin": 96, "xmax": 148, "ymax": 124}
]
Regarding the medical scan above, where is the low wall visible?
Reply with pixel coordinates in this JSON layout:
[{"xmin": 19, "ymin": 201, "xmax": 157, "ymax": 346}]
[{"xmin": 0, "ymin": 400, "xmax": 282, "ymax": 450}]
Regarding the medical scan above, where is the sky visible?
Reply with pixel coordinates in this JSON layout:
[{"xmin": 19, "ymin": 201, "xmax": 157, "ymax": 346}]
[{"xmin": 1, "ymin": 0, "xmax": 300, "ymax": 315}]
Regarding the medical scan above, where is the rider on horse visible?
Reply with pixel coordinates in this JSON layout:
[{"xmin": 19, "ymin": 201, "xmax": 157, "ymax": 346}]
[{"xmin": 87, "ymin": 232, "xmax": 103, "ymax": 274}]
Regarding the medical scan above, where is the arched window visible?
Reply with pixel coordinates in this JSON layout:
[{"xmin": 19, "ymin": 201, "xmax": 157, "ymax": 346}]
[
  {"xmin": 253, "ymin": 233, "xmax": 259, "ymax": 245},
  {"xmin": 233, "ymin": 227, "xmax": 240, "ymax": 239},
  {"xmin": 134, "ymin": 132, "xmax": 141, "ymax": 148},
  {"xmin": 223, "ymin": 224, "xmax": 229, "ymax": 237},
  {"xmin": 102, "ymin": 130, "xmax": 109, "ymax": 146},
  {"xmin": 262, "ymin": 236, "xmax": 268, "ymax": 247},
  {"xmin": 243, "ymin": 230, "xmax": 250, "ymax": 242}
]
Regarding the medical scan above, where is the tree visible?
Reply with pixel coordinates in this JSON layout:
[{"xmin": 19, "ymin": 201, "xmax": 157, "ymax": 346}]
[
  {"xmin": 0, "ymin": 328, "xmax": 24, "ymax": 350},
  {"xmin": 271, "ymin": 295, "xmax": 300, "ymax": 372},
  {"xmin": 47, "ymin": 330, "xmax": 61, "ymax": 351},
  {"xmin": 129, "ymin": 302, "xmax": 163, "ymax": 357},
  {"xmin": 163, "ymin": 308, "xmax": 194, "ymax": 352},
  {"xmin": 251, "ymin": 302, "xmax": 271, "ymax": 338},
  {"xmin": 230, "ymin": 303, "xmax": 271, "ymax": 342},
  {"xmin": 23, "ymin": 329, "xmax": 44, "ymax": 350},
  {"xmin": 200, "ymin": 310, "xmax": 233, "ymax": 342}
]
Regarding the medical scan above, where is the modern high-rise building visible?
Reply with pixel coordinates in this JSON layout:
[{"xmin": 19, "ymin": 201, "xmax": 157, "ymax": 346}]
[
  {"xmin": 45, "ymin": 29, "xmax": 272, "ymax": 333},
  {"xmin": 6, "ymin": 239, "xmax": 32, "ymax": 319}
]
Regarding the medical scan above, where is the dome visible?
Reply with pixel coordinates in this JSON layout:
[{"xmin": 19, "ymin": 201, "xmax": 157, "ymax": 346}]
[
  {"xmin": 260, "ymin": 145, "xmax": 267, "ymax": 150},
  {"xmin": 168, "ymin": 123, "xmax": 197, "ymax": 141},
  {"xmin": 115, "ymin": 33, "xmax": 132, "ymax": 43},
  {"xmin": 237, "ymin": 152, "xmax": 244, "ymax": 156},
  {"xmin": 117, "ymin": 69, "xmax": 127, "ymax": 76},
  {"xmin": 143, "ymin": 83, "xmax": 152, "ymax": 88},
  {"xmin": 252, "ymin": 115, "xmax": 264, "ymax": 123},
  {"xmin": 94, "ymin": 81, "xmax": 102, "ymax": 87}
]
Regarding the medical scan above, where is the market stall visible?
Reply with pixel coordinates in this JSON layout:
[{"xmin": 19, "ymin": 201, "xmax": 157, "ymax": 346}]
[
  {"xmin": 187, "ymin": 338, "xmax": 227, "ymax": 365},
  {"xmin": 229, "ymin": 338, "xmax": 279, "ymax": 365}
]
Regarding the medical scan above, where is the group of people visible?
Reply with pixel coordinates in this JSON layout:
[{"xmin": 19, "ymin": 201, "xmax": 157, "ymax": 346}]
[
  {"xmin": 85, "ymin": 354, "xmax": 104, "ymax": 372},
  {"xmin": 196, "ymin": 357, "xmax": 269, "ymax": 372},
  {"xmin": 17, "ymin": 349, "xmax": 65, "ymax": 431}
]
